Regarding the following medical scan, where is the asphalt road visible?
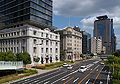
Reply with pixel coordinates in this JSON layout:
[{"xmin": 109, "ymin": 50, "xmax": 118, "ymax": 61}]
[{"xmin": 10, "ymin": 58, "xmax": 112, "ymax": 84}]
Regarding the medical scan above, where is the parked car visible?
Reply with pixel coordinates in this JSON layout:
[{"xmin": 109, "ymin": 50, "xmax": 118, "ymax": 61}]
[
  {"xmin": 78, "ymin": 66, "xmax": 87, "ymax": 72},
  {"xmin": 63, "ymin": 63, "xmax": 68, "ymax": 67},
  {"xmin": 67, "ymin": 65, "xmax": 73, "ymax": 70}
]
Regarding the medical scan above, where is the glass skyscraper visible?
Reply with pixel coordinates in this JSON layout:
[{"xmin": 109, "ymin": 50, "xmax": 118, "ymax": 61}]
[
  {"xmin": 0, "ymin": 0, "xmax": 52, "ymax": 29},
  {"xmin": 94, "ymin": 15, "xmax": 116, "ymax": 54}
]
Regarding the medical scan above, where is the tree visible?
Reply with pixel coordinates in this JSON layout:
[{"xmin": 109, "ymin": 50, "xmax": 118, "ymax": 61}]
[
  {"xmin": 5, "ymin": 51, "xmax": 16, "ymax": 61},
  {"xmin": 34, "ymin": 57, "xmax": 40, "ymax": 62},
  {"xmin": 80, "ymin": 54, "xmax": 85, "ymax": 58},
  {"xmin": 90, "ymin": 53, "xmax": 94, "ymax": 57},
  {"xmin": 60, "ymin": 50, "xmax": 66, "ymax": 61},
  {"xmin": 16, "ymin": 52, "xmax": 31, "ymax": 65}
]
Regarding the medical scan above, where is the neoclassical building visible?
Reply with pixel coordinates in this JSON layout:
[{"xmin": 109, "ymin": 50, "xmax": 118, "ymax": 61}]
[
  {"xmin": 55, "ymin": 27, "xmax": 82, "ymax": 61},
  {"xmin": 0, "ymin": 25, "xmax": 60, "ymax": 65}
]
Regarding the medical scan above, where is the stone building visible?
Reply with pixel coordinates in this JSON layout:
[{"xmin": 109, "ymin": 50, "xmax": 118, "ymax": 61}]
[
  {"xmin": 0, "ymin": 25, "xmax": 60, "ymax": 65},
  {"xmin": 55, "ymin": 27, "xmax": 82, "ymax": 61}
]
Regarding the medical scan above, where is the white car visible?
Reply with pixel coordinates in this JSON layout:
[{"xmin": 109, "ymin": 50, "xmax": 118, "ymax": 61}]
[
  {"xmin": 78, "ymin": 66, "xmax": 87, "ymax": 72},
  {"xmin": 101, "ymin": 62, "xmax": 104, "ymax": 65},
  {"xmin": 63, "ymin": 63, "xmax": 68, "ymax": 67},
  {"xmin": 67, "ymin": 65, "xmax": 73, "ymax": 70}
]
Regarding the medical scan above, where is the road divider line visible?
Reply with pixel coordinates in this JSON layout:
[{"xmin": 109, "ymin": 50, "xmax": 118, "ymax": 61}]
[
  {"xmin": 85, "ymin": 79, "xmax": 90, "ymax": 84},
  {"xmin": 62, "ymin": 76, "xmax": 70, "ymax": 81},
  {"xmin": 64, "ymin": 77, "xmax": 73, "ymax": 84},
  {"xmin": 44, "ymin": 81, "xmax": 50, "ymax": 84},
  {"xmin": 93, "ymin": 66, "xmax": 105, "ymax": 84},
  {"xmin": 78, "ymin": 65, "xmax": 99, "ymax": 84},
  {"xmin": 73, "ymin": 78, "xmax": 79, "ymax": 83},
  {"xmin": 51, "ymin": 70, "xmax": 78, "ymax": 84}
]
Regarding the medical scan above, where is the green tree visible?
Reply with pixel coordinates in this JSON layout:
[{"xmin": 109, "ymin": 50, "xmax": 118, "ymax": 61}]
[
  {"xmin": 80, "ymin": 54, "xmax": 85, "ymax": 58},
  {"xmin": 5, "ymin": 51, "xmax": 16, "ymax": 61},
  {"xmin": 60, "ymin": 50, "xmax": 66, "ymax": 61},
  {"xmin": 34, "ymin": 57, "xmax": 40, "ymax": 62},
  {"xmin": 16, "ymin": 52, "xmax": 31, "ymax": 64},
  {"xmin": 90, "ymin": 53, "xmax": 94, "ymax": 57}
]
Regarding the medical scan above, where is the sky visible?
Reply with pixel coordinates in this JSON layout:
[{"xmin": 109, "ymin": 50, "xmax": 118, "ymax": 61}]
[{"xmin": 53, "ymin": 0, "xmax": 120, "ymax": 50}]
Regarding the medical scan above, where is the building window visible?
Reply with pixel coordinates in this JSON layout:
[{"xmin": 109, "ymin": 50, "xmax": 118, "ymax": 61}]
[
  {"xmin": 41, "ymin": 32, "xmax": 43, "ymax": 37},
  {"xmin": 50, "ymin": 34, "xmax": 52, "ymax": 38},
  {"xmin": 17, "ymin": 32, "xmax": 20, "ymax": 36},
  {"xmin": 56, "ymin": 48, "xmax": 58, "ymax": 53},
  {"xmin": 22, "ymin": 47, "xmax": 25, "ymax": 52},
  {"xmin": 46, "ymin": 40, "xmax": 48, "ymax": 45},
  {"xmin": 46, "ymin": 33, "xmax": 48, "ymax": 38},
  {"xmin": 22, "ymin": 39, "xmax": 25, "ymax": 45},
  {"xmin": 22, "ymin": 30, "xmax": 26, "ymax": 35},
  {"xmin": 41, "ymin": 39, "xmax": 44, "ymax": 44},
  {"xmin": 34, "ymin": 39, "xmax": 37, "ymax": 44},
  {"xmin": 50, "ymin": 41, "xmax": 52, "ymax": 46},
  {"xmin": 33, "ymin": 31, "xmax": 37, "ymax": 35},
  {"xmin": 41, "ymin": 48, "xmax": 43, "ymax": 53},
  {"xmin": 56, "ymin": 42, "xmax": 58, "ymax": 46},
  {"xmin": 50, "ymin": 48, "xmax": 52, "ymax": 53},
  {"xmin": 14, "ymin": 32, "xmax": 16, "ymax": 36},
  {"xmin": 33, "ymin": 47, "xmax": 36, "ymax": 53},
  {"xmin": 46, "ymin": 48, "xmax": 48, "ymax": 53},
  {"xmin": 56, "ymin": 36, "xmax": 58, "ymax": 39}
]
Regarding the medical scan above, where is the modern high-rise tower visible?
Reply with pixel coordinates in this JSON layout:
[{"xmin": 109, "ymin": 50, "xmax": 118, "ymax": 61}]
[
  {"xmin": 94, "ymin": 15, "xmax": 116, "ymax": 54},
  {"xmin": 0, "ymin": 0, "xmax": 53, "ymax": 29}
]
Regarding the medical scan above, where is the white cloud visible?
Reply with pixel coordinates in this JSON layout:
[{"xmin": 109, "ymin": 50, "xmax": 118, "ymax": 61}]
[
  {"xmin": 53, "ymin": 0, "xmax": 120, "ymax": 17},
  {"xmin": 116, "ymin": 35, "xmax": 120, "ymax": 50}
]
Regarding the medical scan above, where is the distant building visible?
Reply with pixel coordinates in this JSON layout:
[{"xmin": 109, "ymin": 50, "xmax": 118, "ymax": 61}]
[
  {"xmin": 94, "ymin": 15, "xmax": 116, "ymax": 54},
  {"xmin": 73, "ymin": 26, "xmax": 91, "ymax": 54},
  {"xmin": 91, "ymin": 37, "xmax": 103, "ymax": 54},
  {"xmin": 0, "ymin": 25, "xmax": 60, "ymax": 65},
  {"xmin": 81, "ymin": 31, "xmax": 91, "ymax": 54},
  {"xmin": 55, "ymin": 27, "xmax": 82, "ymax": 61}
]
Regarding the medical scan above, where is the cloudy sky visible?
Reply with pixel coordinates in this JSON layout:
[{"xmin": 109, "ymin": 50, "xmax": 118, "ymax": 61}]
[{"xmin": 53, "ymin": 0, "xmax": 120, "ymax": 50}]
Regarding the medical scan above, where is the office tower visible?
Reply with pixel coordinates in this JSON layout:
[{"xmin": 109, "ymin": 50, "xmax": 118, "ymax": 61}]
[
  {"xmin": 81, "ymin": 31, "xmax": 91, "ymax": 54},
  {"xmin": 0, "ymin": 0, "xmax": 53, "ymax": 29},
  {"xmin": 94, "ymin": 15, "xmax": 116, "ymax": 54},
  {"xmin": 55, "ymin": 27, "xmax": 82, "ymax": 61}
]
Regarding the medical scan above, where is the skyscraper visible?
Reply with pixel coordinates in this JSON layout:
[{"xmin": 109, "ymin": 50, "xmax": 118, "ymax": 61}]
[
  {"xmin": 81, "ymin": 31, "xmax": 91, "ymax": 54},
  {"xmin": 94, "ymin": 15, "xmax": 116, "ymax": 54},
  {"xmin": 0, "ymin": 0, "xmax": 52, "ymax": 29}
]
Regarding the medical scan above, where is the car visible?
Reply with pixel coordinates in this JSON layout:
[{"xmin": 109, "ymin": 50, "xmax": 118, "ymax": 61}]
[
  {"xmin": 101, "ymin": 62, "xmax": 104, "ymax": 65},
  {"xmin": 63, "ymin": 63, "xmax": 68, "ymax": 67},
  {"xmin": 67, "ymin": 65, "xmax": 73, "ymax": 70},
  {"xmin": 78, "ymin": 66, "xmax": 87, "ymax": 72}
]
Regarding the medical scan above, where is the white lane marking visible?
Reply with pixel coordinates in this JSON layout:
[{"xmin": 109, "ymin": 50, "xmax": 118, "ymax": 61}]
[
  {"xmin": 100, "ymin": 81, "xmax": 103, "ymax": 84},
  {"xmin": 85, "ymin": 79, "xmax": 90, "ymax": 84},
  {"xmin": 44, "ymin": 81, "xmax": 50, "ymax": 84},
  {"xmin": 73, "ymin": 78, "xmax": 79, "ymax": 83},
  {"xmin": 107, "ymin": 72, "xmax": 110, "ymax": 84},
  {"xmin": 36, "ymin": 71, "xmax": 68, "ymax": 84},
  {"xmin": 51, "ymin": 70, "xmax": 78, "ymax": 84},
  {"xmin": 23, "ymin": 70, "xmax": 61, "ymax": 84},
  {"xmin": 62, "ymin": 76, "xmax": 70, "ymax": 81}
]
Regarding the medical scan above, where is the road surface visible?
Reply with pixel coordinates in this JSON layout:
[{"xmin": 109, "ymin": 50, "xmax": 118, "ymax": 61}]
[{"xmin": 11, "ymin": 58, "xmax": 112, "ymax": 84}]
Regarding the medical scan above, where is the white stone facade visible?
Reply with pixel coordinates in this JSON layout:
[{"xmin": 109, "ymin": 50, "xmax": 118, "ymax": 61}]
[
  {"xmin": 91, "ymin": 37, "xmax": 102, "ymax": 54},
  {"xmin": 0, "ymin": 25, "xmax": 60, "ymax": 65}
]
